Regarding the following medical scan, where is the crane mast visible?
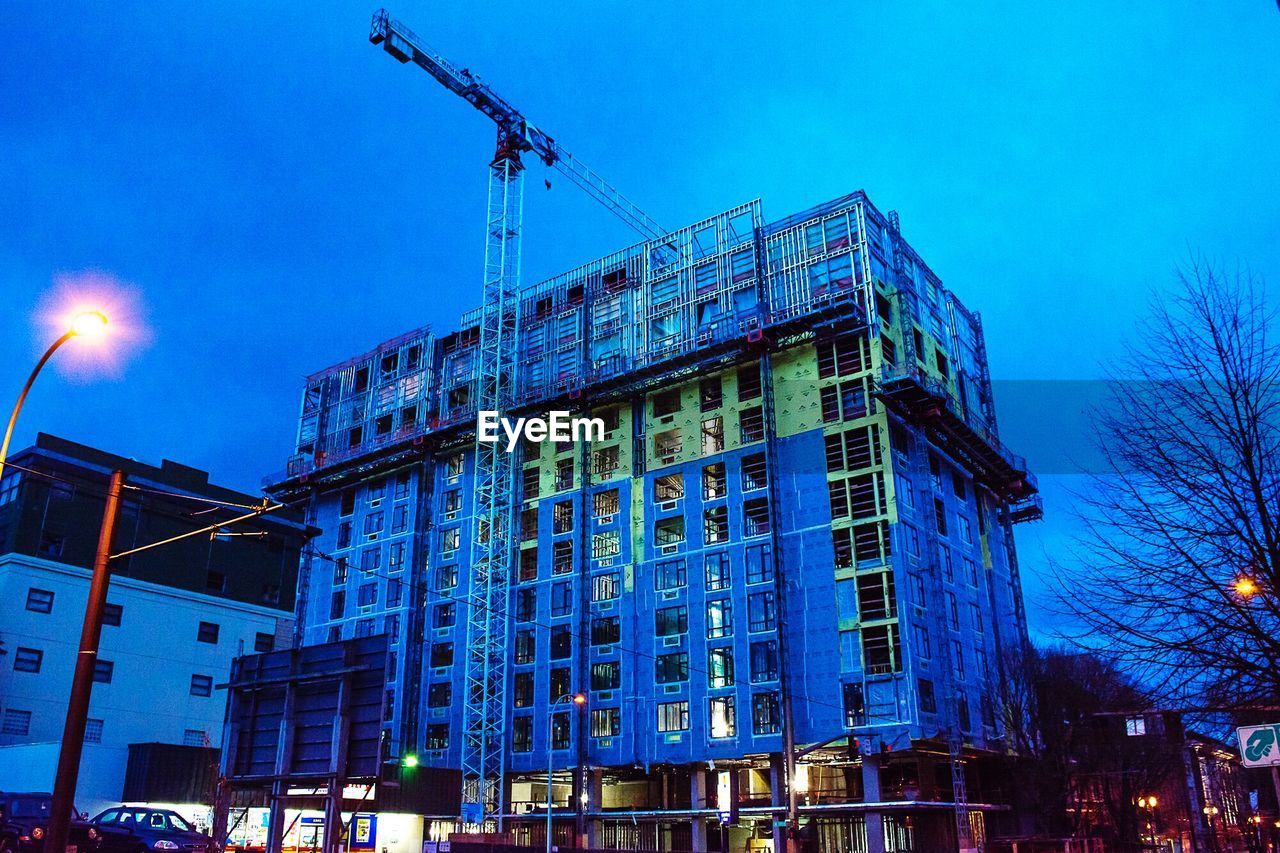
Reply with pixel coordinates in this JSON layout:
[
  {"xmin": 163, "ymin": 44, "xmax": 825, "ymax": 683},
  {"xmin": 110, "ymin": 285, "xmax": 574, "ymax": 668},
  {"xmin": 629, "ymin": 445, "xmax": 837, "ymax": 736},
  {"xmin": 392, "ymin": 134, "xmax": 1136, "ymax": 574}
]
[{"xmin": 369, "ymin": 8, "xmax": 664, "ymax": 830}]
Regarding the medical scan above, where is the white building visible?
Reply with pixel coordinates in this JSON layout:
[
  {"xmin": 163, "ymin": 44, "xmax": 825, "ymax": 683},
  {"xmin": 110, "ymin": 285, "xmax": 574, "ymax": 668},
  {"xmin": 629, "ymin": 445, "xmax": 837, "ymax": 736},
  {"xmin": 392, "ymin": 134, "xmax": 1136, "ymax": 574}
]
[{"xmin": 0, "ymin": 552, "xmax": 293, "ymax": 814}]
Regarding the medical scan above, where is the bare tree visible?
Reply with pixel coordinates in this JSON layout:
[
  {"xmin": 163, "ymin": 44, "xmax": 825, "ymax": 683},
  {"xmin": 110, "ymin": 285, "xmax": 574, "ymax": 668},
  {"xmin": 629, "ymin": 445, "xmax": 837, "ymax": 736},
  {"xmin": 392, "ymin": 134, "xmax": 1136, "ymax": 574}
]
[{"xmin": 1054, "ymin": 257, "xmax": 1280, "ymax": 707}]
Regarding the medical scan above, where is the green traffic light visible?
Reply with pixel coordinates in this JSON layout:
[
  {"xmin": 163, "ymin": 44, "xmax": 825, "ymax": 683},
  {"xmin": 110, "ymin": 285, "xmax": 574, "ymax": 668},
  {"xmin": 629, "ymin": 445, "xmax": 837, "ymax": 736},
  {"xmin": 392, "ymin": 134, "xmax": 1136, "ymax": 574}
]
[{"xmin": 402, "ymin": 753, "xmax": 419, "ymax": 768}]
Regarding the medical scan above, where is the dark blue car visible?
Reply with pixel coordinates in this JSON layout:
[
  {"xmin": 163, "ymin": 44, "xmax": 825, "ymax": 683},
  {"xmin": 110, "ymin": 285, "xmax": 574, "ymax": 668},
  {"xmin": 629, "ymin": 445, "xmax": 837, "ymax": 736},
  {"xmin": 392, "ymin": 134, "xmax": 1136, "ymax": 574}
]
[{"xmin": 89, "ymin": 809, "xmax": 213, "ymax": 853}]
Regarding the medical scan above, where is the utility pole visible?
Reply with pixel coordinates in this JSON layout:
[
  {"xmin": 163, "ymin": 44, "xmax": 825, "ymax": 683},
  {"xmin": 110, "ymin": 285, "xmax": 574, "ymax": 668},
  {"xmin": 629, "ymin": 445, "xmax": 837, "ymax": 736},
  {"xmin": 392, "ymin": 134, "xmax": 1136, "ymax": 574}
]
[{"xmin": 44, "ymin": 469, "xmax": 125, "ymax": 853}]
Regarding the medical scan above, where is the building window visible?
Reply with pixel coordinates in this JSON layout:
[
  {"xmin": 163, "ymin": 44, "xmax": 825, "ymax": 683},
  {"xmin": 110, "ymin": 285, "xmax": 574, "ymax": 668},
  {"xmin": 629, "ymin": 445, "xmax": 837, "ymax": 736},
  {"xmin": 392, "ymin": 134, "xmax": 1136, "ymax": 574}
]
[
  {"xmin": 654, "ymin": 559, "xmax": 687, "ymax": 590},
  {"xmin": 591, "ymin": 661, "xmax": 620, "ymax": 691},
  {"xmin": 745, "ymin": 543, "xmax": 773, "ymax": 585},
  {"xmin": 25, "ymin": 588, "xmax": 54, "ymax": 614},
  {"xmin": 592, "ymin": 531, "xmax": 620, "ymax": 561},
  {"xmin": 205, "ymin": 571, "xmax": 227, "ymax": 594},
  {"xmin": 593, "ymin": 489, "xmax": 620, "ymax": 517},
  {"xmin": 918, "ymin": 679, "xmax": 937, "ymax": 715},
  {"xmin": 656, "ymin": 700, "xmax": 690, "ymax": 733},
  {"xmin": 426, "ymin": 723, "xmax": 449, "ymax": 751},
  {"xmin": 702, "ymin": 463, "xmax": 727, "ymax": 500},
  {"xmin": 705, "ymin": 552, "xmax": 730, "ymax": 591},
  {"xmin": 436, "ymin": 563, "xmax": 458, "ymax": 590},
  {"xmin": 254, "ymin": 632, "xmax": 275, "ymax": 653},
  {"xmin": 520, "ymin": 548, "xmax": 539, "ymax": 581},
  {"xmin": 737, "ymin": 364, "xmax": 762, "ymax": 400},
  {"xmin": 550, "ymin": 712, "xmax": 572, "ymax": 750},
  {"xmin": 337, "ymin": 522, "xmax": 352, "ymax": 549},
  {"xmin": 550, "ymin": 582, "xmax": 573, "ymax": 618},
  {"xmin": 388, "ymin": 541, "xmax": 405, "ymax": 571},
  {"xmin": 101, "ymin": 602, "xmax": 123, "ymax": 627},
  {"xmin": 592, "ymin": 572, "xmax": 620, "ymax": 602},
  {"xmin": 750, "ymin": 640, "xmax": 779, "ymax": 682},
  {"xmin": 515, "ymin": 630, "xmax": 536, "ymax": 663},
  {"xmin": 330, "ymin": 590, "xmax": 346, "ymax": 620},
  {"xmin": 183, "ymin": 728, "xmax": 207, "ymax": 747},
  {"xmin": 551, "ymin": 626, "xmax": 572, "ymax": 660},
  {"xmin": 197, "ymin": 622, "xmax": 220, "ymax": 644},
  {"xmin": 843, "ymin": 682, "xmax": 866, "ymax": 727},
  {"xmin": 549, "ymin": 668, "xmax": 570, "ymax": 702},
  {"xmin": 515, "ymin": 588, "xmax": 536, "ymax": 622},
  {"xmin": 553, "ymin": 501, "xmax": 574, "ymax": 534},
  {"xmin": 743, "ymin": 498, "xmax": 770, "ymax": 537},
  {"xmin": 13, "ymin": 648, "xmax": 43, "ymax": 673},
  {"xmin": 1125, "ymin": 715, "xmax": 1147, "ymax": 737},
  {"xmin": 706, "ymin": 600, "xmax": 733, "ymax": 639},
  {"xmin": 655, "ymin": 605, "xmax": 688, "ymax": 637},
  {"xmin": 654, "ymin": 516, "xmax": 685, "ymax": 547},
  {"xmin": 430, "ymin": 642, "xmax": 454, "ymax": 668},
  {"xmin": 85, "ymin": 719, "xmax": 104, "ymax": 744},
  {"xmin": 707, "ymin": 647, "xmax": 734, "ymax": 688},
  {"xmin": 703, "ymin": 506, "xmax": 729, "ymax": 544},
  {"xmin": 358, "ymin": 583, "xmax": 378, "ymax": 607},
  {"xmin": 752, "ymin": 693, "xmax": 781, "ymax": 735},
  {"xmin": 513, "ymin": 673, "xmax": 534, "ymax": 708},
  {"xmin": 748, "ymin": 591, "xmax": 776, "ymax": 632},
  {"xmin": 386, "ymin": 613, "xmax": 399, "ymax": 642},
  {"xmin": 190, "ymin": 674, "xmax": 212, "ymax": 696},
  {"xmin": 387, "ymin": 578, "xmax": 403, "ymax": 607},
  {"xmin": 555, "ymin": 458, "xmax": 574, "ymax": 491},
  {"xmin": 709, "ymin": 696, "xmax": 736, "ymax": 738},
  {"xmin": 654, "ymin": 473, "xmax": 684, "ymax": 503},
  {"xmin": 512, "ymin": 717, "xmax": 533, "ymax": 752},
  {"xmin": 428, "ymin": 683, "xmax": 452, "ymax": 708},
  {"xmin": 741, "ymin": 454, "xmax": 768, "ymax": 491},
  {"xmin": 738, "ymin": 407, "xmax": 765, "ymax": 444},
  {"xmin": 655, "ymin": 652, "xmax": 689, "ymax": 684},
  {"xmin": 592, "ymin": 446, "xmax": 620, "ymax": 478},
  {"xmin": 701, "ymin": 417, "xmax": 725, "ymax": 454},
  {"xmin": 591, "ymin": 616, "xmax": 620, "ymax": 646},
  {"xmin": 2, "ymin": 709, "xmax": 32, "ymax": 736},
  {"xmin": 93, "ymin": 660, "xmax": 114, "ymax": 684},
  {"xmin": 434, "ymin": 602, "xmax": 456, "ymax": 628},
  {"xmin": 356, "ymin": 618, "xmax": 375, "ymax": 638},
  {"xmin": 700, "ymin": 377, "xmax": 723, "ymax": 411},
  {"xmin": 591, "ymin": 708, "xmax": 621, "ymax": 738},
  {"xmin": 553, "ymin": 540, "xmax": 574, "ymax": 575}
]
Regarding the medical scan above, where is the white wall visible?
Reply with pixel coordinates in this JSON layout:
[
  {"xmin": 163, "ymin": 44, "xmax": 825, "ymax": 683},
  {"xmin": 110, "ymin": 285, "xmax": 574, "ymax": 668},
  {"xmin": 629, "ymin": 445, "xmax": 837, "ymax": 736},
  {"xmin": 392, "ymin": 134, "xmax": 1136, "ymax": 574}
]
[{"xmin": 0, "ymin": 554, "xmax": 292, "ymax": 813}]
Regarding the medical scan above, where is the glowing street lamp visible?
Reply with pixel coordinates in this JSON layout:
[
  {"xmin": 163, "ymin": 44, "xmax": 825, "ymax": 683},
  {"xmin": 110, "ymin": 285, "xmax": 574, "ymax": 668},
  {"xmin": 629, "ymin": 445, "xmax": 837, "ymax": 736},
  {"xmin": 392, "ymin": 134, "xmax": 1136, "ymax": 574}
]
[
  {"xmin": 0, "ymin": 310, "xmax": 111, "ymax": 479},
  {"xmin": 1233, "ymin": 576, "xmax": 1260, "ymax": 599}
]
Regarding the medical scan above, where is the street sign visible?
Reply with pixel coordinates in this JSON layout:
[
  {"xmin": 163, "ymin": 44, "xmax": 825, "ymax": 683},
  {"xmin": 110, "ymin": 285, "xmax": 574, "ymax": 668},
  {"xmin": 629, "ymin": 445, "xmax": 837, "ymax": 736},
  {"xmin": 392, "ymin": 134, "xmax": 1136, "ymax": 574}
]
[{"xmin": 1237, "ymin": 724, "xmax": 1280, "ymax": 767}]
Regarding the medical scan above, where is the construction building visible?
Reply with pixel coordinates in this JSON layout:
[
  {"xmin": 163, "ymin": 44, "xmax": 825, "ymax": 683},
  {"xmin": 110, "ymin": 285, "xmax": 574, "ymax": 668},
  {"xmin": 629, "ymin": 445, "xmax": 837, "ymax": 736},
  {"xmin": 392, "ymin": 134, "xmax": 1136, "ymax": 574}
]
[{"xmin": 266, "ymin": 190, "xmax": 1041, "ymax": 853}]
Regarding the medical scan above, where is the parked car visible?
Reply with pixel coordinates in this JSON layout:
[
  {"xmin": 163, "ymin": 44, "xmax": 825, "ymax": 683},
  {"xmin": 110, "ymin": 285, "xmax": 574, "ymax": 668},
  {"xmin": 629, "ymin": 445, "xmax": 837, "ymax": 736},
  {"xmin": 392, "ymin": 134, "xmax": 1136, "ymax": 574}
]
[
  {"xmin": 89, "ymin": 809, "xmax": 213, "ymax": 853},
  {"xmin": 0, "ymin": 792, "xmax": 103, "ymax": 853}
]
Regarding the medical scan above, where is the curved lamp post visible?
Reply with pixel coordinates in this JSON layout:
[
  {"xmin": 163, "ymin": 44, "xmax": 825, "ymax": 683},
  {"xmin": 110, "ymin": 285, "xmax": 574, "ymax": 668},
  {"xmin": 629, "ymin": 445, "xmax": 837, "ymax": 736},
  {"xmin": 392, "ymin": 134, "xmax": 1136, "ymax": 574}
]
[{"xmin": 0, "ymin": 310, "xmax": 109, "ymax": 478}]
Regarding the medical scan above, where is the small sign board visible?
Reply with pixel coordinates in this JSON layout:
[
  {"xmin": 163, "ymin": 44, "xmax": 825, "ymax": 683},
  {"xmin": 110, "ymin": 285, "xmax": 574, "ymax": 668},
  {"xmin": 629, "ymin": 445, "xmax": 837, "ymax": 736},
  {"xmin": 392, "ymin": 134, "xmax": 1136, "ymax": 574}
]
[{"xmin": 1237, "ymin": 724, "xmax": 1280, "ymax": 767}]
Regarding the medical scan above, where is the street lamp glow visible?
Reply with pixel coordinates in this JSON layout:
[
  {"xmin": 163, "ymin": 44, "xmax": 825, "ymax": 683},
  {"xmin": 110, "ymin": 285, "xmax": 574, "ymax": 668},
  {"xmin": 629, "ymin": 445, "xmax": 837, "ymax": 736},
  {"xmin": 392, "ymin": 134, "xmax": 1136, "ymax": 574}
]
[
  {"xmin": 69, "ymin": 310, "xmax": 109, "ymax": 340},
  {"xmin": 1233, "ymin": 576, "xmax": 1259, "ymax": 599},
  {"xmin": 402, "ymin": 753, "xmax": 419, "ymax": 768}
]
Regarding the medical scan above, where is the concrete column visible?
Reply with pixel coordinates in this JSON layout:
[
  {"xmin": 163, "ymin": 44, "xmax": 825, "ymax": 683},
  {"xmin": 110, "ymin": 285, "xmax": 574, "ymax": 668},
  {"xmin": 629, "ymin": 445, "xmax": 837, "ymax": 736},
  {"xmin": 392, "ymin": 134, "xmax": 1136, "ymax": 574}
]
[
  {"xmin": 689, "ymin": 765, "xmax": 708, "ymax": 852},
  {"xmin": 862, "ymin": 756, "xmax": 886, "ymax": 853},
  {"xmin": 585, "ymin": 768, "xmax": 604, "ymax": 850}
]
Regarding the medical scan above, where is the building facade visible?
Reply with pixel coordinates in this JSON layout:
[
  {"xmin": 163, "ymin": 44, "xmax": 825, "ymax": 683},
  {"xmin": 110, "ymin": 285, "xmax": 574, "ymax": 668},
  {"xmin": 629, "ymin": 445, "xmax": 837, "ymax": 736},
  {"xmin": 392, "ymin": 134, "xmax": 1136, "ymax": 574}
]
[
  {"xmin": 268, "ymin": 192, "xmax": 1041, "ymax": 852},
  {"xmin": 0, "ymin": 434, "xmax": 308, "ymax": 815}
]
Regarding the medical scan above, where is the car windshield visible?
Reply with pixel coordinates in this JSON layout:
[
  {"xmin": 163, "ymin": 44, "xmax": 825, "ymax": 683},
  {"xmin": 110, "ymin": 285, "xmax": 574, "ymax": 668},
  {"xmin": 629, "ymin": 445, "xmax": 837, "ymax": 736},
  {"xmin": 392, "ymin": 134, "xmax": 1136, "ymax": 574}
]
[
  {"xmin": 8, "ymin": 798, "xmax": 52, "ymax": 818},
  {"xmin": 166, "ymin": 813, "xmax": 195, "ymax": 832}
]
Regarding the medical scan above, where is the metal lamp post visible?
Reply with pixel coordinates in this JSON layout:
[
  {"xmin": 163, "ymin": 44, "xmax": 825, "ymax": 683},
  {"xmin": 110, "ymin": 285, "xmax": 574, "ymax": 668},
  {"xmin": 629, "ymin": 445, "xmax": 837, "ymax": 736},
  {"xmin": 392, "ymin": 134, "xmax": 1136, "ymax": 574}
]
[
  {"xmin": 547, "ymin": 693, "xmax": 585, "ymax": 853},
  {"xmin": 0, "ymin": 310, "xmax": 109, "ymax": 478}
]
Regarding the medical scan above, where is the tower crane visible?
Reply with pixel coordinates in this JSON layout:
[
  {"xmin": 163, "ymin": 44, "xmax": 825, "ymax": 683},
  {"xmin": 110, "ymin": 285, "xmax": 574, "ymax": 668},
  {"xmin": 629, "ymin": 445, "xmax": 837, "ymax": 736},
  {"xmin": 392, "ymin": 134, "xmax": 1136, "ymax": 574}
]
[{"xmin": 369, "ymin": 9, "xmax": 665, "ymax": 830}]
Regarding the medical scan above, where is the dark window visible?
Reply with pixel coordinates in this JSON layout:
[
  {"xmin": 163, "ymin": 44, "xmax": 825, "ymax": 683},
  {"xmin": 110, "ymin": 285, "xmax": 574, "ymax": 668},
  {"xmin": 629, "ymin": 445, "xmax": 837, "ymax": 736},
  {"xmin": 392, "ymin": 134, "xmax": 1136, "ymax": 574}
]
[
  {"xmin": 430, "ymin": 642, "xmax": 454, "ymax": 668},
  {"xmin": 516, "ymin": 588, "xmax": 536, "ymax": 622},
  {"xmin": 917, "ymin": 679, "xmax": 936, "ymax": 715},
  {"xmin": 654, "ymin": 559, "xmax": 687, "ymax": 591},
  {"xmin": 750, "ymin": 640, "xmax": 779, "ymax": 682},
  {"xmin": 705, "ymin": 552, "xmax": 730, "ymax": 591},
  {"xmin": 699, "ymin": 378, "xmax": 723, "ymax": 411},
  {"xmin": 515, "ymin": 629, "xmax": 536, "ymax": 663},
  {"xmin": 844, "ymin": 682, "xmax": 866, "ymax": 726},
  {"xmin": 737, "ymin": 364, "xmax": 762, "ymax": 400},
  {"xmin": 551, "ymin": 581, "xmax": 573, "ymax": 617},
  {"xmin": 655, "ymin": 652, "xmax": 689, "ymax": 684},
  {"xmin": 330, "ymin": 590, "xmax": 346, "ymax": 620},
  {"xmin": 426, "ymin": 723, "xmax": 449, "ymax": 750},
  {"xmin": 512, "ymin": 717, "xmax": 533, "ymax": 752},
  {"xmin": 93, "ymin": 659, "xmax": 114, "ymax": 684},
  {"xmin": 549, "ymin": 667, "xmax": 571, "ymax": 702},
  {"xmin": 254, "ymin": 632, "xmax": 275, "ymax": 653},
  {"xmin": 428, "ymin": 683, "xmax": 452, "ymax": 708},
  {"xmin": 26, "ymin": 588, "xmax": 54, "ymax": 613},
  {"xmin": 356, "ymin": 581, "xmax": 378, "ymax": 608},
  {"xmin": 551, "ymin": 712, "xmax": 571, "ymax": 749},
  {"xmin": 752, "ymin": 693, "xmax": 781, "ymax": 734},
  {"xmin": 551, "ymin": 625, "xmax": 572, "ymax": 659},
  {"xmin": 741, "ymin": 453, "xmax": 768, "ymax": 491},
  {"xmin": 197, "ymin": 622, "xmax": 220, "ymax": 644},
  {"xmin": 190, "ymin": 674, "xmax": 212, "ymax": 696},
  {"xmin": 748, "ymin": 591, "xmax": 776, "ymax": 632},
  {"xmin": 655, "ymin": 605, "xmax": 688, "ymax": 637},
  {"xmin": 745, "ymin": 543, "xmax": 773, "ymax": 585},
  {"xmin": 591, "ymin": 616, "xmax": 620, "ymax": 646},
  {"xmin": 434, "ymin": 602, "xmax": 456, "ymax": 628},
  {"xmin": 102, "ymin": 603, "xmax": 123, "ymax": 627},
  {"xmin": 13, "ymin": 647, "xmax": 42, "ymax": 673},
  {"xmin": 513, "ymin": 673, "xmax": 534, "ymax": 708}
]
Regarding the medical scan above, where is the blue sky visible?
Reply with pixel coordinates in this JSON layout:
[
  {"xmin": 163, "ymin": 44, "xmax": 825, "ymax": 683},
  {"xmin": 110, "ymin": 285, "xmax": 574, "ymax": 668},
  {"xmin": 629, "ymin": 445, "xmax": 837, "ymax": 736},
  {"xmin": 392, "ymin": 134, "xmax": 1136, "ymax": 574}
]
[{"xmin": 3, "ymin": 1, "xmax": 1278, "ymax": 635}]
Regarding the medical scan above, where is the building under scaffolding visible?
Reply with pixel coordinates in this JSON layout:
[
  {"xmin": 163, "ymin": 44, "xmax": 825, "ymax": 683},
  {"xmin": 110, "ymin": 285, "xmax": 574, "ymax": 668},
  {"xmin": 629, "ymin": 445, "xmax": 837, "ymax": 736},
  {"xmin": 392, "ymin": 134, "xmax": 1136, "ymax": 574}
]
[{"xmin": 266, "ymin": 190, "xmax": 1041, "ymax": 853}]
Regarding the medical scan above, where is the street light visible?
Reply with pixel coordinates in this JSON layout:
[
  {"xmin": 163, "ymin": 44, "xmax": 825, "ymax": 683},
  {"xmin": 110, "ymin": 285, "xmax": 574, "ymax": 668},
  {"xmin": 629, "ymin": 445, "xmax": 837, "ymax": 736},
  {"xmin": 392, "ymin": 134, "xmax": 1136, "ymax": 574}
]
[
  {"xmin": 547, "ymin": 692, "xmax": 586, "ymax": 853},
  {"xmin": 0, "ymin": 309, "xmax": 110, "ymax": 478},
  {"xmin": 1137, "ymin": 796, "xmax": 1158, "ymax": 849},
  {"xmin": 1233, "ymin": 575, "xmax": 1260, "ymax": 599}
]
